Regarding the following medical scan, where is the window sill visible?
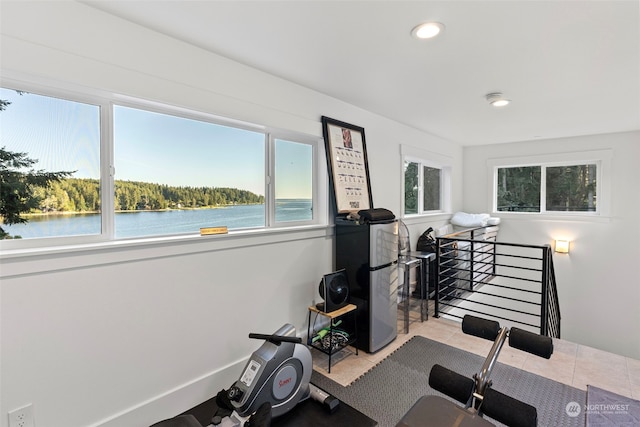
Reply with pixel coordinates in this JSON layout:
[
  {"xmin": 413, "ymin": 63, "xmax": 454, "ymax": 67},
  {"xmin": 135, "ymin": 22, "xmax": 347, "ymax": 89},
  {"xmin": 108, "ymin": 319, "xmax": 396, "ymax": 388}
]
[
  {"xmin": 493, "ymin": 212, "xmax": 611, "ymax": 223},
  {"xmin": 0, "ymin": 224, "xmax": 332, "ymax": 277}
]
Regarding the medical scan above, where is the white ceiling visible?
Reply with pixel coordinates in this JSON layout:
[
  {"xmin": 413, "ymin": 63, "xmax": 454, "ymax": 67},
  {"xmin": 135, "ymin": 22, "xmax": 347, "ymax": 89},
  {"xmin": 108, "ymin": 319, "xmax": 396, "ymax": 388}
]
[{"xmin": 82, "ymin": 0, "xmax": 640, "ymax": 146}]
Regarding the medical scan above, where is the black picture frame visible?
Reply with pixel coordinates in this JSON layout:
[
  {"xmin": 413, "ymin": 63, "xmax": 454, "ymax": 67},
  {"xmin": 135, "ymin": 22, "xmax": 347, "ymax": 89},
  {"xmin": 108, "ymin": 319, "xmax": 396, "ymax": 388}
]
[{"xmin": 321, "ymin": 116, "xmax": 374, "ymax": 215}]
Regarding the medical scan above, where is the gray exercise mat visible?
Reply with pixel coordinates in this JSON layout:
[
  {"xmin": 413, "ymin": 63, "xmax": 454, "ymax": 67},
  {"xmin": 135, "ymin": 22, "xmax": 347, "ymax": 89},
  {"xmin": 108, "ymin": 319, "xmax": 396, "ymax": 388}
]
[{"xmin": 311, "ymin": 336, "xmax": 586, "ymax": 427}]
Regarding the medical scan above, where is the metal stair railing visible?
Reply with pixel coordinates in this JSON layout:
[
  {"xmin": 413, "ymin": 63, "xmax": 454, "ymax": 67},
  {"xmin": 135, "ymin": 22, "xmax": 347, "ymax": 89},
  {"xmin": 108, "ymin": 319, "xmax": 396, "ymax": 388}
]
[{"xmin": 434, "ymin": 237, "xmax": 561, "ymax": 338}]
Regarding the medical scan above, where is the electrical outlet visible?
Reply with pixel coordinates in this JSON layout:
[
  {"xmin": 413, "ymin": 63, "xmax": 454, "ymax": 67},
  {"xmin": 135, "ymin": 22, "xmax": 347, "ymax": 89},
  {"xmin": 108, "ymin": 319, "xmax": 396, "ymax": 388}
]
[{"xmin": 8, "ymin": 404, "xmax": 34, "ymax": 427}]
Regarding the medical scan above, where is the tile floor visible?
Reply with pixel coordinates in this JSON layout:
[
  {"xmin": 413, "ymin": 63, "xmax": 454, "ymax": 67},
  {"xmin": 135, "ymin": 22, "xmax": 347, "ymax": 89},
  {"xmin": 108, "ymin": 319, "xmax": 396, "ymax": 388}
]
[{"xmin": 311, "ymin": 310, "xmax": 640, "ymax": 401}]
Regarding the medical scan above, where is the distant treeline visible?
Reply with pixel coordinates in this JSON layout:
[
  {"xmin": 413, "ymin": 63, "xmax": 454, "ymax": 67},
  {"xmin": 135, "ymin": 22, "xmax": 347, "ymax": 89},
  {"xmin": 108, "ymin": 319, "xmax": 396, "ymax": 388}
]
[{"xmin": 32, "ymin": 178, "xmax": 265, "ymax": 213}]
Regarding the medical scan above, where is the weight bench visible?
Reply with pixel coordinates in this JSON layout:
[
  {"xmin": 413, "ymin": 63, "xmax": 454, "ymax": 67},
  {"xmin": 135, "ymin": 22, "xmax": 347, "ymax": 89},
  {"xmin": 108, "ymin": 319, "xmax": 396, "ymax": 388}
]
[{"xmin": 397, "ymin": 315, "xmax": 553, "ymax": 427}]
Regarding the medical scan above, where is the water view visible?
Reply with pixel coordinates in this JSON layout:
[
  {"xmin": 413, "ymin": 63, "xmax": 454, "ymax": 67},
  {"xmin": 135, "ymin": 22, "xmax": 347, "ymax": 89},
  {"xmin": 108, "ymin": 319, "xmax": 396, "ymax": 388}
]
[{"xmin": 3, "ymin": 199, "xmax": 312, "ymax": 239}]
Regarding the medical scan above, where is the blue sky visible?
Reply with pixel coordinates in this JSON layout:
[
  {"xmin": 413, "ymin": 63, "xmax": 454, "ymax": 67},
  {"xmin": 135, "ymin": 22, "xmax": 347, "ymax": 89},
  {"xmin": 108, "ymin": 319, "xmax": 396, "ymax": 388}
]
[
  {"xmin": 0, "ymin": 88, "xmax": 312, "ymax": 198},
  {"xmin": 0, "ymin": 88, "xmax": 101, "ymax": 180},
  {"xmin": 114, "ymin": 105, "xmax": 265, "ymax": 194}
]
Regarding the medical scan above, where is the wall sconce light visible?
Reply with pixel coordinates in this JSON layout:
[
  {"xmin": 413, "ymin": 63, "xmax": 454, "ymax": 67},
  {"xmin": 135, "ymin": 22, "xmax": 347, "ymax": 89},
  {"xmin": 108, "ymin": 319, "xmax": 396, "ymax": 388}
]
[{"xmin": 555, "ymin": 240, "xmax": 570, "ymax": 254}]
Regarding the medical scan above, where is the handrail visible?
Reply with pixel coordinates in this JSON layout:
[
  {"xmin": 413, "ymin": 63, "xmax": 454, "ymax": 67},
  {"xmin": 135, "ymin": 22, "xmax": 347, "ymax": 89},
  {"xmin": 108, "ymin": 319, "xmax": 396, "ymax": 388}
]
[
  {"xmin": 434, "ymin": 232, "xmax": 561, "ymax": 338},
  {"xmin": 544, "ymin": 246, "xmax": 562, "ymax": 338}
]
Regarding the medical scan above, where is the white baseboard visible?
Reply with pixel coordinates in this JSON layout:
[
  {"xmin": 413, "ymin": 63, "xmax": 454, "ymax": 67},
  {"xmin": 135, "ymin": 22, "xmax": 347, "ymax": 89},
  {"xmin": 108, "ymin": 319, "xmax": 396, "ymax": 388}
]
[
  {"xmin": 89, "ymin": 331, "xmax": 312, "ymax": 427},
  {"xmin": 88, "ymin": 358, "xmax": 248, "ymax": 427}
]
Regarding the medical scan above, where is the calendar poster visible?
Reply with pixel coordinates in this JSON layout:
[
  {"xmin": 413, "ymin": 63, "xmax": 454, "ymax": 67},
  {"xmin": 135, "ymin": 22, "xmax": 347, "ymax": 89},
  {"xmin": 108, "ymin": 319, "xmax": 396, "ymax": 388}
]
[{"xmin": 321, "ymin": 116, "xmax": 373, "ymax": 214}]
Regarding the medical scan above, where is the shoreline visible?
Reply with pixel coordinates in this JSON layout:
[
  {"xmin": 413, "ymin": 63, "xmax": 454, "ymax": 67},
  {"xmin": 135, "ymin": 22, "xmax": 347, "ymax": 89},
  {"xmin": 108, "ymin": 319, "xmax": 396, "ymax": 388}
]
[{"xmin": 18, "ymin": 204, "xmax": 264, "ymax": 219}]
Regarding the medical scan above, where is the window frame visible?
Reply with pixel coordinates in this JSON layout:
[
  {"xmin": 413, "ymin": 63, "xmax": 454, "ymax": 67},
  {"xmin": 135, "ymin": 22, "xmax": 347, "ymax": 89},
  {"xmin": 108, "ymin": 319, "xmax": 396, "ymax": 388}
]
[
  {"xmin": 401, "ymin": 145, "xmax": 452, "ymax": 218},
  {"xmin": 0, "ymin": 77, "xmax": 325, "ymax": 252},
  {"xmin": 489, "ymin": 150, "xmax": 612, "ymax": 219},
  {"xmin": 0, "ymin": 80, "xmax": 112, "ymax": 249}
]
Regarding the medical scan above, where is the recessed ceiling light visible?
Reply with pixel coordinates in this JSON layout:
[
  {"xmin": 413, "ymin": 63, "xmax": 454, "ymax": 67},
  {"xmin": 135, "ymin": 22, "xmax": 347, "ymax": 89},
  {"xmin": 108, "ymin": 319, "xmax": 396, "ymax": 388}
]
[
  {"xmin": 485, "ymin": 92, "xmax": 511, "ymax": 107},
  {"xmin": 411, "ymin": 22, "xmax": 445, "ymax": 39}
]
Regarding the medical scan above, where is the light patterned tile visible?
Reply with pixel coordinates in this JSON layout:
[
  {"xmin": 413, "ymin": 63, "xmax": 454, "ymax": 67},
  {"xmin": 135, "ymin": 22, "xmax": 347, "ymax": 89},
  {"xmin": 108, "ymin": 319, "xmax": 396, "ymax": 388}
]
[
  {"xmin": 576, "ymin": 344, "xmax": 627, "ymax": 366},
  {"xmin": 552, "ymin": 338, "xmax": 578, "ymax": 359},
  {"xmin": 572, "ymin": 361, "xmax": 631, "ymax": 396},
  {"xmin": 413, "ymin": 318, "xmax": 458, "ymax": 344},
  {"xmin": 632, "ymin": 383, "xmax": 640, "ymax": 400},
  {"xmin": 627, "ymin": 357, "xmax": 640, "ymax": 386},
  {"xmin": 521, "ymin": 349, "xmax": 576, "ymax": 386},
  {"xmin": 443, "ymin": 330, "xmax": 494, "ymax": 358},
  {"xmin": 573, "ymin": 344, "xmax": 630, "ymax": 392},
  {"xmin": 311, "ymin": 346, "xmax": 373, "ymax": 386}
]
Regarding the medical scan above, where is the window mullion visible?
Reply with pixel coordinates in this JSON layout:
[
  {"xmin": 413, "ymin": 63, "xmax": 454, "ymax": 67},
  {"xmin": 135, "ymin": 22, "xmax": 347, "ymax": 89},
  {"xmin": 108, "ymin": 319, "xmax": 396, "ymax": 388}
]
[
  {"xmin": 439, "ymin": 168, "xmax": 445, "ymax": 212},
  {"xmin": 540, "ymin": 166, "xmax": 547, "ymax": 213},
  {"xmin": 418, "ymin": 162, "xmax": 425, "ymax": 215},
  {"xmin": 265, "ymin": 133, "xmax": 275, "ymax": 227},
  {"xmin": 101, "ymin": 102, "xmax": 115, "ymax": 239}
]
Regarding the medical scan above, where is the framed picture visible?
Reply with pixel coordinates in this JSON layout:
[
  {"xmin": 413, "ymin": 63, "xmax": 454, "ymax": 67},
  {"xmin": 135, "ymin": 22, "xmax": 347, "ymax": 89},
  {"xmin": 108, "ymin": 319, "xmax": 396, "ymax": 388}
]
[{"xmin": 321, "ymin": 116, "xmax": 373, "ymax": 215}]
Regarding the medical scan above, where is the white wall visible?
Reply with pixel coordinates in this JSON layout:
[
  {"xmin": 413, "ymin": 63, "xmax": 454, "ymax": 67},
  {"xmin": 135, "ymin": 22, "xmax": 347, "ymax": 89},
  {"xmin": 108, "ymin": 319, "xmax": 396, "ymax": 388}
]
[
  {"xmin": 0, "ymin": 2, "xmax": 461, "ymax": 427},
  {"xmin": 462, "ymin": 131, "xmax": 640, "ymax": 360}
]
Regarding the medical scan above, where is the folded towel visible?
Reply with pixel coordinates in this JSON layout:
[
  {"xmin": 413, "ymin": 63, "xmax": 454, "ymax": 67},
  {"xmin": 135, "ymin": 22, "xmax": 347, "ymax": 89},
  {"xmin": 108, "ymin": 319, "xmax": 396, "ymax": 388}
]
[{"xmin": 450, "ymin": 212, "xmax": 490, "ymax": 227}]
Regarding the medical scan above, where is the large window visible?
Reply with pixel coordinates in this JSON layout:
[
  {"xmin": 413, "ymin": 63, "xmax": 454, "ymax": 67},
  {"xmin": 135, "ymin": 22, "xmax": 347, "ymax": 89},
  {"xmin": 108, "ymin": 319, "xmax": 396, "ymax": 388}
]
[
  {"xmin": 403, "ymin": 154, "xmax": 450, "ymax": 216},
  {"xmin": 113, "ymin": 105, "xmax": 267, "ymax": 238},
  {"xmin": 496, "ymin": 163, "xmax": 598, "ymax": 213},
  {"xmin": 1, "ymin": 84, "xmax": 318, "ymax": 244}
]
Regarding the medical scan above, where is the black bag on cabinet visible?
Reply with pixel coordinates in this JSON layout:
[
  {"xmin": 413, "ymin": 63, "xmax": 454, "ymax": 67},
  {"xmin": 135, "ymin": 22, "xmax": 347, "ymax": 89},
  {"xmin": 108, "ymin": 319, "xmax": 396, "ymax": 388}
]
[{"xmin": 356, "ymin": 208, "xmax": 395, "ymax": 224}]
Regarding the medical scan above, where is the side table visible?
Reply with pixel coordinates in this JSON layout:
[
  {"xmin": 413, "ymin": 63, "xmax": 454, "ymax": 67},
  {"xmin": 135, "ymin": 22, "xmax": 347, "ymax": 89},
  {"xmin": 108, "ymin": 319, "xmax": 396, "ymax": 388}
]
[{"xmin": 307, "ymin": 304, "xmax": 358, "ymax": 373}]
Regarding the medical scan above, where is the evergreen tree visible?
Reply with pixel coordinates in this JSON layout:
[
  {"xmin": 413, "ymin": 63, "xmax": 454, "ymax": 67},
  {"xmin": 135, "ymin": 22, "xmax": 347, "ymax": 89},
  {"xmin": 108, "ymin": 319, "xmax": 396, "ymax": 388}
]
[
  {"xmin": 404, "ymin": 162, "xmax": 418, "ymax": 214},
  {"xmin": 0, "ymin": 147, "xmax": 73, "ymax": 238}
]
